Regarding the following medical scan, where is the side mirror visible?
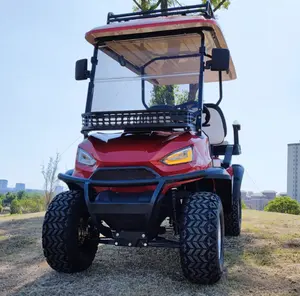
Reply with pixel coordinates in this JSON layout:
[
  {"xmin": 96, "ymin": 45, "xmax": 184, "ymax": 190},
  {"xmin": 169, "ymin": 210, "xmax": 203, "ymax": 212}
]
[
  {"xmin": 75, "ymin": 59, "xmax": 90, "ymax": 80},
  {"xmin": 207, "ymin": 48, "xmax": 230, "ymax": 71}
]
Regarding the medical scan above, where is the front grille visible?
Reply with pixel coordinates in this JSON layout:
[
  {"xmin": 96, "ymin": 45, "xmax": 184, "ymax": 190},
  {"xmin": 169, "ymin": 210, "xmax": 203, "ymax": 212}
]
[{"xmin": 90, "ymin": 167, "xmax": 158, "ymax": 181}]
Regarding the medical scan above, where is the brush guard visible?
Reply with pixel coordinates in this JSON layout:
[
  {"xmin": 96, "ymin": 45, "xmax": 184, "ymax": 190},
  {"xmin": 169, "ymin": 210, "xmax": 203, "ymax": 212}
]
[{"xmin": 58, "ymin": 167, "xmax": 230, "ymax": 248}]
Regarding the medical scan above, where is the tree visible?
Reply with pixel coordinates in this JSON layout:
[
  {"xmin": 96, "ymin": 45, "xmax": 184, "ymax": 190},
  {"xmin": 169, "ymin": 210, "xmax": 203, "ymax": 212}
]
[
  {"xmin": 206, "ymin": 0, "xmax": 231, "ymax": 11},
  {"xmin": 133, "ymin": 1, "xmax": 230, "ymax": 12},
  {"xmin": 2, "ymin": 192, "xmax": 17, "ymax": 206},
  {"xmin": 264, "ymin": 196, "xmax": 300, "ymax": 215},
  {"xmin": 133, "ymin": 0, "xmax": 177, "ymax": 11},
  {"xmin": 133, "ymin": 0, "xmax": 231, "ymax": 106},
  {"xmin": 17, "ymin": 190, "xmax": 26, "ymax": 200},
  {"xmin": 41, "ymin": 153, "xmax": 60, "ymax": 208}
]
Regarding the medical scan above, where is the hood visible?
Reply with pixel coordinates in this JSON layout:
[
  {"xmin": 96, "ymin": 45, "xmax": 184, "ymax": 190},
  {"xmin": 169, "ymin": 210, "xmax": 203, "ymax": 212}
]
[{"xmin": 85, "ymin": 131, "xmax": 195, "ymax": 166}]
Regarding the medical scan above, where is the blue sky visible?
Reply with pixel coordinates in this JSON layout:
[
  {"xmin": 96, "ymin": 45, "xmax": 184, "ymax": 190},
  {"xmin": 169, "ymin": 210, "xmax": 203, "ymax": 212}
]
[{"xmin": 0, "ymin": 0, "xmax": 299, "ymax": 193}]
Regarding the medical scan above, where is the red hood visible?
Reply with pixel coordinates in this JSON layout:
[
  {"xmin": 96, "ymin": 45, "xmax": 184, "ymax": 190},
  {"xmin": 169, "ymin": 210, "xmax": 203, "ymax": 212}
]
[
  {"xmin": 88, "ymin": 131, "xmax": 190, "ymax": 164},
  {"xmin": 75, "ymin": 131, "xmax": 211, "ymax": 178}
]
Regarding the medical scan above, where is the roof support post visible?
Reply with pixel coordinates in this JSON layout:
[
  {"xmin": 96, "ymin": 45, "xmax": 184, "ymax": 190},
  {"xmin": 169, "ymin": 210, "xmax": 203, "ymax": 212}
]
[
  {"xmin": 197, "ymin": 31, "xmax": 206, "ymax": 134},
  {"xmin": 85, "ymin": 45, "xmax": 99, "ymax": 113}
]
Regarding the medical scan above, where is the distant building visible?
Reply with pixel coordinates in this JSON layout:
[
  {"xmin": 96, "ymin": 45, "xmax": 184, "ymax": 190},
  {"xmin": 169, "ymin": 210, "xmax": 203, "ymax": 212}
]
[
  {"xmin": 0, "ymin": 180, "xmax": 8, "ymax": 190},
  {"xmin": 245, "ymin": 193, "xmax": 269, "ymax": 211},
  {"xmin": 241, "ymin": 190, "xmax": 247, "ymax": 200},
  {"xmin": 0, "ymin": 179, "xmax": 43, "ymax": 194},
  {"xmin": 15, "ymin": 183, "xmax": 25, "ymax": 191},
  {"xmin": 278, "ymin": 192, "xmax": 288, "ymax": 197},
  {"xmin": 262, "ymin": 190, "xmax": 277, "ymax": 200},
  {"xmin": 287, "ymin": 143, "xmax": 300, "ymax": 202}
]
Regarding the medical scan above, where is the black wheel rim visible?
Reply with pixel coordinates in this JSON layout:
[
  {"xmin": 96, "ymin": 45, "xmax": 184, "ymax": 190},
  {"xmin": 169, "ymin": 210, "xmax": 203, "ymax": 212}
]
[
  {"xmin": 78, "ymin": 217, "xmax": 89, "ymax": 247},
  {"xmin": 218, "ymin": 213, "xmax": 224, "ymax": 267},
  {"xmin": 218, "ymin": 218, "xmax": 222, "ymax": 260}
]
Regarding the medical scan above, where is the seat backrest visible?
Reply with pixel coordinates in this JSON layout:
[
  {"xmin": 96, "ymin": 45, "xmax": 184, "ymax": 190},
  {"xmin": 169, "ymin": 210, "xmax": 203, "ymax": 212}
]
[{"xmin": 202, "ymin": 103, "xmax": 227, "ymax": 145}]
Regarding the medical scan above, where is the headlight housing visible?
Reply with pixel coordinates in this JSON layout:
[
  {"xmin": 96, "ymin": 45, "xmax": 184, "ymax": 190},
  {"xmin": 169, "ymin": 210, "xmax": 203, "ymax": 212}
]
[
  {"xmin": 162, "ymin": 147, "xmax": 193, "ymax": 166},
  {"xmin": 76, "ymin": 148, "xmax": 96, "ymax": 166}
]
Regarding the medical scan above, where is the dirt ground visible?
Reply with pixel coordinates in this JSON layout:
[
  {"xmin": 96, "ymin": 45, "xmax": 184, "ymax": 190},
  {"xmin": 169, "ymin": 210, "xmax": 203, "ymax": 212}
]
[{"xmin": 1, "ymin": 210, "xmax": 300, "ymax": 296}]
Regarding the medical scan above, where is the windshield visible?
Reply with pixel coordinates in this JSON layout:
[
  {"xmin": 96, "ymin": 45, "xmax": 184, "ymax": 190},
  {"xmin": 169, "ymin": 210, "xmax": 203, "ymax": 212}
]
[{"xmin": 91, "ymin": 49, "xmax": 200, "ymax": 112}]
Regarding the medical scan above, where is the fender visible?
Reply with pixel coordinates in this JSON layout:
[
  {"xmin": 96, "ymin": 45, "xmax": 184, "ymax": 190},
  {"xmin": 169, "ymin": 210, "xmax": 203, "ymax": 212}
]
[{"xmin": 232, "ymin": 164, "xmax": 244, "ymax": 199}]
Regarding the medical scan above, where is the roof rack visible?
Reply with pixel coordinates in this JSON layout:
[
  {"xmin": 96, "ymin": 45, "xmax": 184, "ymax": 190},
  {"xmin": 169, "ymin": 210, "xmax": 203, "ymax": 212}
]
[{"xmin": 107, "ymin": 1, "xmax": 215, "ymax": 24}]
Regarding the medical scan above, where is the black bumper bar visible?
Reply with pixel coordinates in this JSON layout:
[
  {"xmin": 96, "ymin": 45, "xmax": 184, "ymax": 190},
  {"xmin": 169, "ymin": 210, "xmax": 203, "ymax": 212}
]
[
  {"xmin": 58, "ymin": 167, "xmax": 231, "ymax": 240},
  {"xmin": 58, "ymin": 167, "xmax": 230, "ymax": 216},
  {"xmin": 58, "ymin": 167, "xmax": 230, "ymax": 188}
]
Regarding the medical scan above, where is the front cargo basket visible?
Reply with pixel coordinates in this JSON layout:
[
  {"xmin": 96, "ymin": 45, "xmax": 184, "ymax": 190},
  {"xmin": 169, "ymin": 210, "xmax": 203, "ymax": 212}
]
[{"xmin": 81, "ymin": 110, "xmax": 196, "ymax": 132}]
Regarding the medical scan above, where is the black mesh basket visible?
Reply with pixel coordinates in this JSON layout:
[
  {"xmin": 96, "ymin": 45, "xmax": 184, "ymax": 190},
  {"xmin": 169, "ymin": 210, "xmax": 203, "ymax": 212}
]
[{"xmin": 81, "ymin": 110, "xmax": 196, "ymax": 132}]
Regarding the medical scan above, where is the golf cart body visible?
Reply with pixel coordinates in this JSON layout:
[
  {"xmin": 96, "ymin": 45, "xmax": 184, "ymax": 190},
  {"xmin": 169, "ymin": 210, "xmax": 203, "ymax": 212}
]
[{"xmin": 43, "ymin": 1, "xmax": 244, "ymax": 285}]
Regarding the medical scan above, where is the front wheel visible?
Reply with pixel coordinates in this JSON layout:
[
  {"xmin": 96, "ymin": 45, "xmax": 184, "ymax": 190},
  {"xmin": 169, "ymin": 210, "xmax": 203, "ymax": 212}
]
[
  {"xmin": 42, "ymin": 190, "xmax": 99, "ymax": 273},
  {"xmin": 180, "ymin": 192, "xmax": 224, "ymax": 285}
]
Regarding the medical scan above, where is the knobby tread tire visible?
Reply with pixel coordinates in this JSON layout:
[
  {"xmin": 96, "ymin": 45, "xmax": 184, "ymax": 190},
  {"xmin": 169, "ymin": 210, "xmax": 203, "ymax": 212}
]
[
  {"xmin": 180, "ymin": 191, "xmax": 224, "ymax": 285},
  {"xmin": 224, "ymin": 190, "xmax": 241, "ymax": 236},
  {"xmin": 42, "ymin": 190, "xmax": 99, "ymax": 273}
]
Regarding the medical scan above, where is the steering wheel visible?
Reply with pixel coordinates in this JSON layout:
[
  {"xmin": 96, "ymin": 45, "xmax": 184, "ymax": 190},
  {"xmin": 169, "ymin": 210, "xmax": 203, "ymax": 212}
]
[{"xmin": 176, "ymin": 101, "xmax": 211, "ymax": 127}]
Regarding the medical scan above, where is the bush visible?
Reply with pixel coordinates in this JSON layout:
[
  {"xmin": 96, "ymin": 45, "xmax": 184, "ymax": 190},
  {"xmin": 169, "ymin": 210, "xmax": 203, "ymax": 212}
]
[
  {"xmin": 242, "ymin": 200, "xmax": 247, "ymax": 209},
  {"xmin": 20, "ymin": 197, "xmax": 45, "ymax": 213},
  {"xmin": 0, "ymin": 194, "xmax": 4, "ymax": 205},
  {"xmin": 2, "ymin": 192, "xmax": 45, "ymax": 215},
  {"xmin": 0, "ymin": 204, "xmax": 3, "ymax": 213},
  {"xmin": 264, "ymin": 196, "xmax": 300, "ymax": 215},
  {"xmin": 10, "ymin": 199, "xmax": 22, "ymax": 214}
]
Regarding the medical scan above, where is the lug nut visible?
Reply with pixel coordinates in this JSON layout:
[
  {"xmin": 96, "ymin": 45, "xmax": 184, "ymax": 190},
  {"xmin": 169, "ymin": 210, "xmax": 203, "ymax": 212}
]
[
  {"xmin": 128, "ymin": 243, "xmax": 132, "ymax": 247},
  {"xmin": 143, "ymin": 243, "xmax": 147, "ymax": 247},
  {"xmin": 142, "ymin": 234, "xmax": 146, "ymax": 238},
  {"xmin": 115, "ymin": 242, "xmax": 118, "ymax": 246}
]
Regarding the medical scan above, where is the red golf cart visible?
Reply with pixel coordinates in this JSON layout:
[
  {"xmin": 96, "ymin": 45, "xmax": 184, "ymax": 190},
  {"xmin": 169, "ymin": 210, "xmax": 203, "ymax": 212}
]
[{"xmin": 42, "ymin": 1, "xmax": 244, "ymax": 285}]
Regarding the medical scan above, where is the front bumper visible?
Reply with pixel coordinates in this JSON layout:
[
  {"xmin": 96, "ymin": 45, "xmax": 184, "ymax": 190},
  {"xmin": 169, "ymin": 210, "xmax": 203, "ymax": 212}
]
[{"xmin": 58, "ymin": 167, "xmax": 230, "ymax": 242}]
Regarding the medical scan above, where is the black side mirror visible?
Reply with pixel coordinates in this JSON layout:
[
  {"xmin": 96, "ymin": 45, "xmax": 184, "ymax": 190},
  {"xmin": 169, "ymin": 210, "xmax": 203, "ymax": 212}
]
[
  {"xmin": 207, "ymin": 48, "xmax": 230, "ymax": 71},
  {"xmin": 75, "ymin": 59, "xmax": 90, "ymax": 80}
]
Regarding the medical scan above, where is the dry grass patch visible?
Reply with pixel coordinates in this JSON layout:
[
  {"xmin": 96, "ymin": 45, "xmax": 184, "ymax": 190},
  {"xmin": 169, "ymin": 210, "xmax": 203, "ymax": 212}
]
[{"xmin": 1, "ymin": 209, "xmax": 300, "ymax": 296}]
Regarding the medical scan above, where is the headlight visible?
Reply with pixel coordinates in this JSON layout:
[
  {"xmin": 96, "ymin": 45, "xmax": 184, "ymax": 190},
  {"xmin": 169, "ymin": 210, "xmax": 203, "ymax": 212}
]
[
  {"xmin": 162, "ymin": 147, "xmax": 193, "ymax": 165},
  {"xmin": 77, "ymin": 148, "xmax": 96, "ymax": 166}
]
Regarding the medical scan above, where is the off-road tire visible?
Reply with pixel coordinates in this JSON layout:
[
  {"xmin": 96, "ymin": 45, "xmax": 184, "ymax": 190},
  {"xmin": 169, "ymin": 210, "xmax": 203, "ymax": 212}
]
[
  {"xmin": 42, "ymin": 190, "xmax": 99, "ymax": 273},
  {"xmin": 224, "ymin": 190, "xmax": 241, "ymax": 236},
  {"xmin": 180, "ymin": 192, "xmax": 224, "ymax": 285}
]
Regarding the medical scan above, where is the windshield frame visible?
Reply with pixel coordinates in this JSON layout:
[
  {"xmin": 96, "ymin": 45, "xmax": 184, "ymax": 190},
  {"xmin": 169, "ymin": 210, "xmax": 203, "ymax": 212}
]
[{"xmin": 84, "ymin": 28, "xmax": 218, "ymax": 131}]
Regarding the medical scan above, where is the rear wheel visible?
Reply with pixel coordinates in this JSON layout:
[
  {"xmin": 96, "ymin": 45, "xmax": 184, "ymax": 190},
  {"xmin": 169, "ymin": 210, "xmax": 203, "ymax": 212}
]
[
  {"xmin": 42, "ymin": 190, "xmax": 99, "ymax": 273},
  {"xmin": 180, "ymin": 191, "xmax": 224, "ymax": 285},
  {"xmin": 224, "ymin": 189, "xmax": 241, "ymax": 236}
]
